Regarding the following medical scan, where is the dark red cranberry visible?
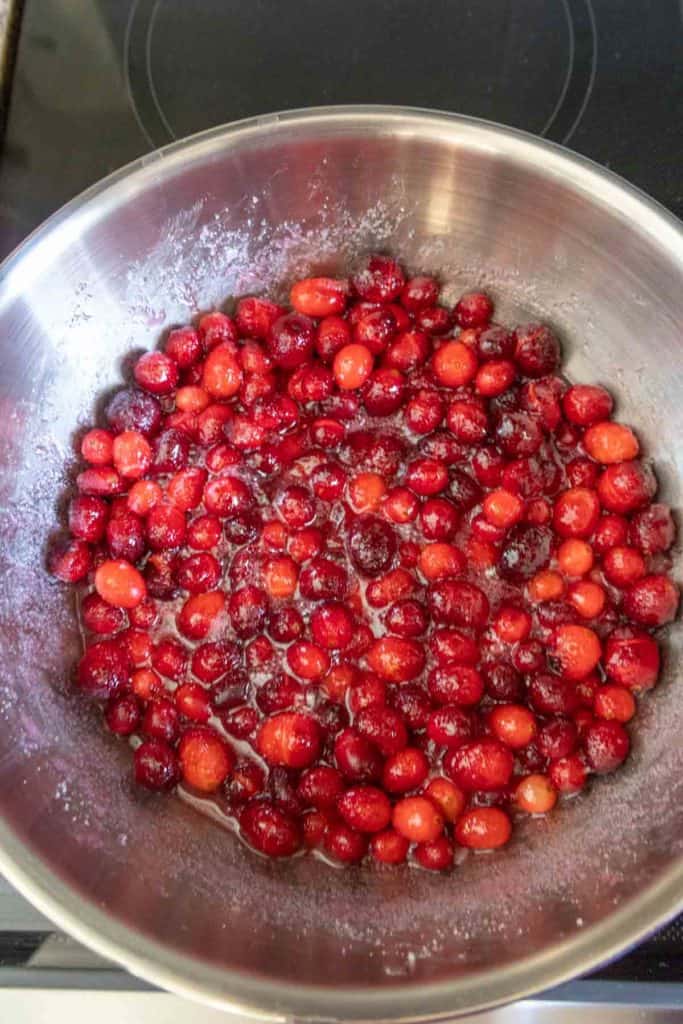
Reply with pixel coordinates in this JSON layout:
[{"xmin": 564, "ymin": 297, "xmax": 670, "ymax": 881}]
[
  {"xmin": 629, "ymin": 503, "xmax": 675, "ymax": 555},
  {"xmin": 483, "ymin": 662, "xmax": 523, "ymax": 702},
  {"xmin": 355, "ymin": 706, "xmax": 407, "ymax": 756},
  {"xmin": 144, "ymin": 551, "xmax": 179, "ymax": 599},
  {"xmin": 175, "ymin": 553, "xmax": 221, "ymax": 594},
  {"xmin": 400, "ymin": 275, "xmax": 439, "ymax": 311},
  {"xmin": 363, "ymin": 369, "xmax": 406, "ymax": 416},
  {"xmin": 427, "ymin": 580, "xmax": 489, "ymax": 631},
  {"xmin": 334, "ymin": 728, "xmax": 383, "ymax": 782},
  {"xmin": 354, "ymin": 309, "xmax": 397, "ymax": 354},
  {"xmin": 68, "ymin": 495, "xmax": 108, "ymax": 542},
  {"xmin": 150, "ymin": 429, "xmax": 190, "ymax": 475},
  {"xmin": 267, "ymin": 313, "xmax": 315, "ymax": 368},
  {"xmin": 444, "ymin": 739, "xmax": 513, "ymax": 791},
  {"xmin": 134, "ymin": 739, "xmax": 179, "ymax": 791},
  {"xmin": 49, "ymin": 537, "xmax": 92, "ymax": 582},
  {"xmin": 224, "ymin": 511, "xmax": 261, "ymax": 545},
  {"xmin": 142, "ymin": 698, "xmax": 179, "ymax": 743},
  {"xmin": 221, "ymin": 705, "xmax": 259, "ymax": 739},
  {"xmin": 528, "ymin": 673, "xmax": 580, "ymax": 715},
  {"xmin": 324, "ymin": 823, "xmax": 368, "ymax": 863},
  {"xmin": 228, "ymin": 586, "xmax": 268, "ymax": 638},
  {"xmin": 428, "ymin": 665, "xmax": 484, "ymax": 706},
  {"xmin": 430, "ymin": 628, "xmax": 479, "ymax": 666},
  {"xmin": 81, "ymin": 592, "xmax": 126, "ymax": 635},
  {"xmin": 77, "ymin": 639, "xmax": 129, "ymax": 699},
  {"xmin": 478, "ymin": 325, "xmax": 514, "ymax": 359},
  {"xmin": 512, "ymin": 640, "xmax": 545, "ymax": 674},
  {"xmin": 389, "ymin": 684, "xmax": 432, "ymax": 730},
  {"xmin": 495, "ymin": 411, "xmax": 543, "ymax": 458},
  {"xmin": 427, "ymin": 705, "xmax": 474, "ymax": 747},
  {"xmin": 583, "ymin": 720, "xmax": 630, "ymax": 773},
  {"xmin": 191, "ymin": 641, "xmax": 240, "ymax": 683},
  {"xmin": 537, "ymin": 717, "xmax": 577, "ymax": 760},
  {"xmin": 151, "ymin": 636, "xmax": 187, "ymax": 680},
  {"xmin": 104, "ymin": 693, "xmax": 140, "ymax": 735},
  {"xmin": 299, "ymin": 556, "xmax": 348, "ymax": 600},
  {"xmin": 105, "ymin": 387, "xmax": 162, "ymax": 437},
  {"xmin": 240, "ymin": 800, "xmax": 301, "ymax": 857},
  {"xmin": 448, "ymin": 469, "xmax": 482, "ymax": 510},
  {"xmin": 384, "ymin": 599, "xmax": 428, "ymax": 637},
  {"xmin": 352, "ymin": 254, "xmax": 405, "ymax": 303},
  {"xmin": 446, "ymin": 399, "xmax": 489, "ymax": 444},
  {"xmin": 228, "ymin": 759, "xmax": 266, "ymax": 803},
  {"xmin": 499, "ymin": 524, "xmax": 552, "ymax": 580},
  {"xmin": 106, "ymin": 511, "xmax": 145, "ymax": 562},
  {"xmin": 454, "ymin": 291, "xmax": 493, "ymax": 328},
  {"xmin": 513, "ymin": 324, "xmax": 561, "ymax": 378},
  {"xmin": 348, "ymin": 515, "xmax": 397, "ymax": 578}
]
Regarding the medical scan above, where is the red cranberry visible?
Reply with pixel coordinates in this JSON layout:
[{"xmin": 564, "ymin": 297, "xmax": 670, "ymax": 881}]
[
  {"xmin": 142, "ymin": 698, "xmax": 179, "ymax": 743},
  {"xmin": 385, "ymin": 330, "xmax": 430, "ymax": 371},
  {"xmin": 562, "ymin": 384, "xmax": 613, "ymax": 426},
  {"xmin": 499, "ymin": 524, "xmax": 552, "ymax": 580},
  {"xmin": 240, "ymin": 800, "xmax": 301, "ymax": 857},
  {"xmin": 175, "ymin": 553, "xmax": 221, "ymax": 594},
  {"xmin": 299, "ymin": 557, "xmax": 348, "ymax": 601},
  {"xmin": 316, "ymin": 315, "xmax": 352, "ymax": 361},
  {"xmin": 414, "ymin": 835, "xmax": 454, "ymax": 871},
  {"xmin": 49, "ymin": 537, "xmax": 92, "ymax": 582},
  {"xmin": 363, "ymin": 369, "xmax": 406, "ymax": 416},
  {"xmin": 445, "ymin": 739, "xmax": 514, "ymax": 791},
  {"xmin": 389, "ymin": 684, "xmax": 433, "ymax": 730},
  {"xmin": 133, "ymin": 351, "xmax": 178, "ymax": 395},
  {"xmin": 77, "ymin": 639, "xmax": 129, "ymax": 699},
  {"xmin": 415, "ymin": 305, "xmax": 452, "ymax": 334},
  {"xmin": 597, "ymin": 461, "xmax": 657, "ymax": 515},
  {"xmin": 629, "ymin": 503, "xmax": 675, "ymax": 555},
  {"xmin": 228, "ymin": 586, "xmax": 268, "ymax": 638},
  {"xmin": 106, "ymin": 511, "xmax": 145, "ymax": 562},
  {"xmin": 513, "ymin": 324, "xmax": 561, "ymax": 378},
  {"xmin": 235, "ymin": 297, "xmax": 284, "ymax": 340},
  {"xmin": 104, "ymin": 693, "xmax": 140, "ymax": 735},
  {"xmin": 448, "ymin": 469, "xmax": 482, "ymax": 510},
  {"xmin": 427, "ymin": 705, "xmax": 474, "ymax": 748},
  {"xmin": 404, "ymin": 389, "xmax": 445, "ymax": 433},
  {"xmin": 267, "ymin": 313, "xmax": 315, "ymax": 368},
  {"xmin": 338, "ymin": 785, "xmax": 392, "ymax": 832},
  {"xmin": 384, "ymin": 599, "xmax": 428, "ymax": 637},
  {"xmin": 151, "ymin": 636, "xmax": 188, "ymax": 680},
  {"xmin": 221, "ymin": 705, "xmax": 258, "ymax": 739},
  {"xmin": 428, "ymin": 580, "xmax": 489, "ymax": 631},
  {"xmin": 354, "ymin": 309, "xmax": 397, "ymax": 354},
  {"xmin": 428, "ymin": 665, "xmax": 484, "ymax": 706},
  {"xmin": 352, "ymin": 254, "xmax": 405, "ymax": 302},
  {"xmin": 334, "ymin": 728, "xmax": 383, "ymax": 782},
  {"xmin": 146, "ymin": 503, "xmax": 186, "ymax": 551},
  {"xmin": 81, "ymin": 593, "xmax": 126, "ymax": 635},
  {"xmin": 400, "ymin": 275, "xmax": 439, "ymax": 311},
  {"xmin": 324, "ymin": 822, "xmax": 368, "ymax": 863},
  {"xmin": 297, "ymin": 765, "xmax": 345, "ymax": 809},
  {"xmin": 68, "ymin": 495, "xmax": 108, "ymax": 542},
  {"xmin": 106, "ymin": 387, "xmax": 162, "ymax": 437},
  {"xmin": 454, "ymin": 291, "xmax": 493, "ymax": 328},
  {"xmin": 144, "ymin": 551, "xmax": 179, "ymax": 599},
  {"xmin": 623, "ymin": 574, "xmax": 679, "ymax": 627},
  {"xmin": 446, "ymin": 399, "xmax": 489, "ymax": 444},
  {"xmin": 583, "ymin": 720, "xmax": 630, "ymax": 773},
  {"xmin": 348, "ymin": 515, "xmax": 397, "ymax": 578},
  {"xmin": 134, "ymin": 739, "xmax": 179, "ymax": 790},
  {"xmin": 537, "ymin": 717, "xmax": 577, "ymax": 760},
  {"xmin": 430, "ymin": 628, "xmax": 479, "ymax": 666},
  {"xmin": 478, "ymin": 325, "xmax": 514, "ymax": 359},
  {"xmin": 528, "ymin": 673, "xmax": 580, "ymax": 715},
  {"xmin": 483, "ymin": 662, "xmax": 523, "ymax": 702},
  {"xmin": 150, "ymin": 429, "xmax": 190, "ymax": 475}
]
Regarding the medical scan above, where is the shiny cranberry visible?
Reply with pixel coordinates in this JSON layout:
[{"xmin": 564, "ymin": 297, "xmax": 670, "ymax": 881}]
[
  {"xmin": 389, "ymin": 684, "xmax": 432, "ymax": 730},
  {"xmin": 629, "ymin": 503, "xmax": 675, "ymax": 555},
  {"xmin": 513, "ymin": 323, "xmax": 561, "ymax": 378},
  {"xmin": 106, "ymin": 511, "xmax": 145, "ymax": 562},
  {"xmin": 445, "ymin": 739, "xmax": 513, "ymax": 791},
  {"xmin": 363, "ymin": 368, "xmax": 406, "ymax": 416},
  {"xmin": 134, "ymin": 739, "xmax": 179, "ymax": 790},
  {"xmin": 404, "ymin": 389, "xmax": 445, "ymax": 433},
  {"xmin": 240, "ymin": 800, "xmax": 301, "ymax": 857},
  {"xmin": 68, "ymin": 495, "xmax": 108, "ymax": 542},
  {"xmin": 334, "ymin": 728, "xmax": 383, "ymax": 782},
  {"xmin": 446, "ymin": 399, "xmax": 489, "ymax": 444},
  {"xmin": 427, "ymin": 705, "xmax": 474, "ymax": 747},
  {"xmin": 144, "ymin": 551, "xmax": 179, "ymax": 599},
  {"xmin": 77, "ymin": 639, "xmax": 129, "ymax": 699},
  {"xmin": 537, "ymin": 717, "xmax": 577, "ymax": 760},
  {"xmin": 528, "ymin": 673, "xmax": 580, "ymax": 715},
  {"xmin": 583, "ymin": 720, "xmax": 630, "ymax": 773},
  {"xmin": 299, "ymin": 556, "xmax": 348, "ymax": 600},
  {"xmin": 142, "ymin": 698, "xmax": 179, "ymax": 743},
  {"xmin": 191, "ymin": 641, "xmax": 239, "ymax": 683},
  {"xmin": 105, "ymin": 693, "xmax": 140, "ymax": 735},
  {"xmin": 352, "ymin": 254, "xmax": 405, "ymax": 302},
  {"xmin": 484, "ymin": 662, "xmax": 523, "ymax": 702},
  {"xmin": 348, "ymin": 515, "xmax": 397, "ymax": 578},
  {"xmin": 49, "ymin": 537, "xmax": 92, "ymax": 583},
  {"xmin": 498, "ymin": 524, "xmax": 552, "ymax": 580},
  {"xmin": 454, "ymin": 291, "xmax": 493, "ymax": 328},
  {"xmin": 106, "ymin": 387, "xmax": 162, "ymax": 437}
]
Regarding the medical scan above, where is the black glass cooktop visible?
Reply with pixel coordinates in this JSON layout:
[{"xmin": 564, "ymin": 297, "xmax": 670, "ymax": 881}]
[{"xmin": 0, "ymin": 0, "xmax": 682, "ymax": 992}]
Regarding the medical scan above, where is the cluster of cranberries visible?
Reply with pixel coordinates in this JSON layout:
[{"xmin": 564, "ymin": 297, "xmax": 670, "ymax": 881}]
[{"xmin": 49, "ymin": 254, "xmax": 679, "ymax": 869}]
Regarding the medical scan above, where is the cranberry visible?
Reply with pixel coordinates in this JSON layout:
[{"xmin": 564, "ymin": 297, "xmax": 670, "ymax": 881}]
[
  {"xmin": 49, "ymin": 537, "xmax": 92, "ymax": 583},
  {"xmin": 81, "ymin": 592, "xmax": 126, "ymax": 635},
  {"xmin": 68, "ymin": 495, "xmax": 108, "ymax": 542},
  {"xmin": 483, "ymin": 662, "xmax": 523, "ymax": 702},
  {"xmin": 240, "ymin": 800, "xmax": 301, "ymax": 857},
  {"xmin": 105, "ymin": 387, "xmax": 162, "ymax": 437},
  {"xmin": 513, "ymin": 323, "xmax": 561, "ymax": 378},
  {"xmin": 390, "ymin": 684, "xmax": 432, "ymax": 730},
  {"xmin": 446, "ymin": 399, "xmax": 488, "ymax": 444},
  {"xmin": 134, "ymin": 739, "xmax": 179, "ymax": 791},
  {"xmin": 597, "ymin": 461, "xmax": 657, "ymax": 515},
  {"xmin": 142, "ymin": 698, "xmax": 179, "ymax": 743},
  {"xmin": 105, "ymin": 693, "xmax": 140, "ymax": 735},
  {"xmin": 444, "ymin": 739, "xmax": 513, "ymax": 791},
  {"xmin": 334, "ymin": 727, "xmax": 385, "ymax": 784},
  {"xmin": 604, "ymin": 628, "xmax": 660, "ymax": 691},
  {"xmin": 352, "ymin": 254, "xmax": 405, "ymax": 302},
  {"xmin": 363, "ymin": 368, "xmax": 406, "ymax": 416},
  {"xmin": 629, "ymin": 503, "xmax": 675, "ymax": 555},
  {"xmin": 428, "ymin": 665, "xmax": 484, "ymax": 706},
  {"xmin": 77, "ymin": 639, "xmax": 129, "ymax": 699},
  {"xmin": 228, "ymin": 586, "xmax": 268, "ymax": 638},
  {"xmin": 562, "ymin": 384, "xmax": 613, "ymax": 426},
  {"xmin": 427, "ymin": 580, "xmax": 489, "ymax": 631},
  {"xmin": 583, "ymin": 720, "xmax": 630, "ymax": 773},
  {"xmin": 623, "ymin": 574, "xmax": 679, "ymax": 627},
  {"xmin": 415, "ymin": 305, "xmax": 452, "ymax": 334},
  {"xmin": 427, "ymin": 705, "xmax": 474, "ymax": 748},
  {"xmin": 454, "ymin": 291, "xmax": 493, "ymax": 328},
  {"xmin": 294, "ymin": 558, "xmax": 345, "ymax": 604},
  {"xmin": 347, "ymin": 515, "xmax": 397, "ymax": 578},
  {"xmin": 324, "ymin": 823, "xmax": 368, "ymax": 863},
  {"xmin": 528, "ymin": 673, "xmax": 580, "ymax": 715},
  {"xmin": 235, "ymin": 297, "xmax": 284, "ymax": 340}
]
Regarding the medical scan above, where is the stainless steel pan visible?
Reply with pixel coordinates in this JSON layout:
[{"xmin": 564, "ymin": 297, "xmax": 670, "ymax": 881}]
[{"xmin": 0, "ymin": 106, "xmax": 681, "ymax": 1020}]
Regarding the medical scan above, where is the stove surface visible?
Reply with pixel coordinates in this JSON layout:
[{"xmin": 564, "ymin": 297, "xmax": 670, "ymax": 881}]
[{"xmin": 0, "ymin": 0, "xmax": 682, "ymax": 1015}]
